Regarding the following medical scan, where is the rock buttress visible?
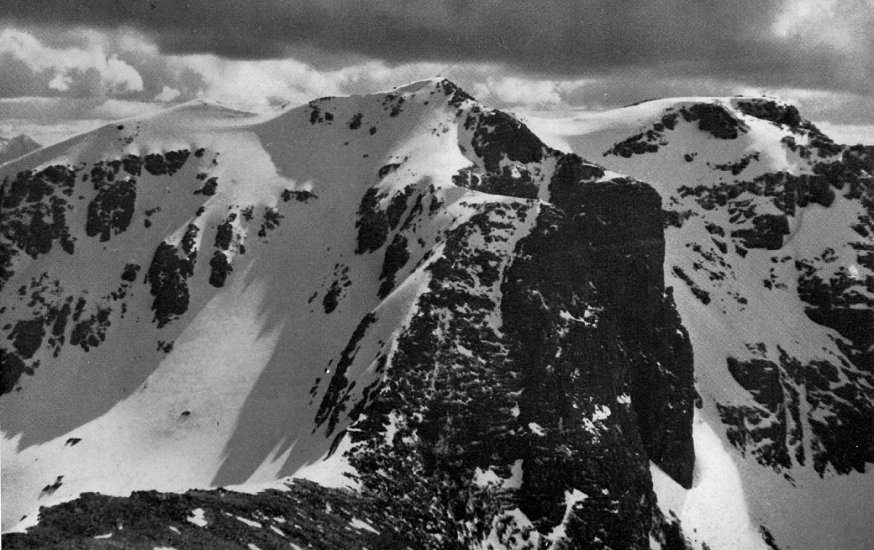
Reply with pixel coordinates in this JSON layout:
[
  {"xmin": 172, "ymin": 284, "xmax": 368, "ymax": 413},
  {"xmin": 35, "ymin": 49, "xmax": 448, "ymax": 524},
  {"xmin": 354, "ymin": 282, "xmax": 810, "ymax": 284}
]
[
  {"xmin": 571, "ymin": 179, "xmax": 696, "ymax": 488},
  {"xmin": 343, "ymin": 178, "xmax": 694, "ymax": 546},
  {"xmin": 496, "ymin": 177, "xmax": 695, "ymax": 547}
]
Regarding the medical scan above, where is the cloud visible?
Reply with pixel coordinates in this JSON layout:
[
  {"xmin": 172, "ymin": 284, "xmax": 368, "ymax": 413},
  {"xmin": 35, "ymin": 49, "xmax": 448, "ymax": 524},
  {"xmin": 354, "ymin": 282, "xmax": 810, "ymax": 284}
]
[
  {"xmin": 0, "ymin": 27, "xmax": 439, "ymax": 111},
  {"xmin": 153, "ymin": 85, "xmax": 180, "ymax": 102},
  {"xmin": 0, "ymin": 28, "xmax": 143, "ymax": 96},
  {"xmin": 814, "ymin": 122, "xmax": 874, "ymax": 146},
  {"xmin": 1, "ymin": 12, "xmax": 872, "ymax": 137},
  {"xmin": 2, "ymin": 1, "xmax": 873, "ymax": 96},
  {"xmin": 173, "ymin": 55, "xmax": 350, "ymax": 111},
  {"xmin": 472, "ymin": 77, "xmax": 591, "ymax": 107},
  {"xmin": 0, "ymin": 96, "xmax": 159, "ymax": 122}
]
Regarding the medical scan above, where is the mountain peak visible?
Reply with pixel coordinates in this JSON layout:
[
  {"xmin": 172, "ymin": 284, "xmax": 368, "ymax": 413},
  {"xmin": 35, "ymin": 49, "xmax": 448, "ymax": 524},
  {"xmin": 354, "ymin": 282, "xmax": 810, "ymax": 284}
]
[
  {"xmin": 2, "ymin": 78, "xmax": 872, "ymax": 550},
  {"xmin": 0, "ymin": 134, "xmax": 41, "ymax": 166}
]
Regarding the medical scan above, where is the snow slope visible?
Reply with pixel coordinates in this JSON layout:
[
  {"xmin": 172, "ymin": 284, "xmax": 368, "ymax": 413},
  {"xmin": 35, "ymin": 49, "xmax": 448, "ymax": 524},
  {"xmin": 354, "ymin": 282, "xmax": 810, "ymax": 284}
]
[{"xmin": 1, "ymin": 81, "xmax": 520, "ymax": 530}]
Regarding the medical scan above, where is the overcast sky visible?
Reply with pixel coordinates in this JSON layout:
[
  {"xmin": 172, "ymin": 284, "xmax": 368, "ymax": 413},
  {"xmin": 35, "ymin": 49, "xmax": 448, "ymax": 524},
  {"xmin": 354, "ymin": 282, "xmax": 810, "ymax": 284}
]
[{"xmin": 2, "ymin": 0, "xmax": 873, "ymax": 144}]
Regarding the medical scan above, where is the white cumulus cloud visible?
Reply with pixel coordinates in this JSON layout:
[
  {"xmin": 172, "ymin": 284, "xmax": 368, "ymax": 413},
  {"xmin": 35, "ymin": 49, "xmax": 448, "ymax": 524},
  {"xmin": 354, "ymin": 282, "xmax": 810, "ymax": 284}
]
[
  {"xmin": 0, "ymin": 28, "xmax": 143, "ymax": 95},
  {"xmin": 472, "ymin": 76, "xmax": 591, "ymax": 107},
  {"xmin": 153, "ymin": 85, "xmax": 181, "ymax": 103}
]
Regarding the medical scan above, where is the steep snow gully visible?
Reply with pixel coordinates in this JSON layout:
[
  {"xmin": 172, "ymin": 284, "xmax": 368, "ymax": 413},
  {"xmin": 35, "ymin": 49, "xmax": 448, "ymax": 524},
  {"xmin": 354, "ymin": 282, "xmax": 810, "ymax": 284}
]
[{"xmin": 1, "ymin": 80, "xmax": 872, "ymax": 549}]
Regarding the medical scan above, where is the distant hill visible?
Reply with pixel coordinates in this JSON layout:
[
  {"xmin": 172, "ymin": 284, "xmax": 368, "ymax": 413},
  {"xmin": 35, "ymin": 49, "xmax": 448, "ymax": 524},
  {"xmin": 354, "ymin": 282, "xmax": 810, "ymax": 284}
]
[{"xmin": 0, "ymin": 134, "xmax": 41, "ymax": 166}]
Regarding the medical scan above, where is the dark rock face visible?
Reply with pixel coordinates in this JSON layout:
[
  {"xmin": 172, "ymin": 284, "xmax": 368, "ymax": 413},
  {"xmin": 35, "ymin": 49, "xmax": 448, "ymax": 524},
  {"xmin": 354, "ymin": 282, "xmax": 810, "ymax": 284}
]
[
  {"xmin": 727, "ymin": 357, "xmax": 785, "ymax": 415},
  {"xmin": 448, "ymin": 103, "xmax": 555, "ymax": 206},
  {"xmin": 385, "ymin": 186, "xmax": 414, "ymax": 230},
  {"xmin": 734, "ymin": 99, "xmax": 802, "ymax": 128},
  {"xmin": 711, "ymin": 152, "xmax": 760, "ymax": 176},
  {"xmin": 120, "ymin": 263, "xmax": 140, "ymax": 282},
  {"xmin": 800, "ymin": 147, "xmax": 874, "ymax": 368},
  {"xmin": 677, "ymin": 168, "xmax": 845, "ymax": 252},
  {"xmin": 355, "ymin": 188, "xmax": 390, "ymax": 254},
  {"xmin": 378, "ymin": 233, "xmax": 410, "ymax": 299},
  {"xmin": 9, "ymin": 318, "xmax": 44, "ymax": 359},
  {"xmin": 378, "ymin": 163, "xmax": 402, "ymax": 179},
  {"xmin": 550, "ymin": 168, "xmax": 695, "ymax": 487},
  {"xmin": 281, "ymin": 188, "xmax": 318, "ymax": 203},
  {"xmin": 208, "ymin": 213, "xmax": 238, "ymax": 288},
  {"xmin": 679, "ymin": 103, "xmax": 747, "ymax": 139},
  {"xmin": 85, "ymin": 178, "xmax": 137, "ymax": 242},
  {"xmin": 214, "ymin": 217, "xmax": 235, "ymax": 250},
  {"xmin": 606, "ymin": 104, "xmax": 765, "ymax": 159},
  {"xmin": 194, "ymin": 176, "xmax": 219, "ymax": 196},
  {"xmin": 344, "ymin": 200, "xmax": 535, "ymax": 546},
  {"xmin": 1, "ymin": 481, "xmax": 415, "ymax": 550},
  {"xmin": 731, "ymin": 214, "xmax": 790, "ymax": 250},
  {"xmin": 568, "ymin": 180, "xmax": 696, "ymax": 489},
  {"xmin": 1, "ymin": 149, "xmax": 201, "ymax": 382},
  {"xmin": 257, "ymin": 208, "xmax": 283, "ymax": 238},
  {"xmin": 0, "ymin": 266, "xmax": 138, "ymax": 393},
  {"xmin": 145, "ymin": 225, "xmax": 198, "ymax": 328},
  {"xmin": 0, "ymin": 165, "xmax": 77, "ymax": 286},
  {"xmin": 315, "ymin": 312, "xmax": 377, "ymax": 435},
  {"xmin": 452, "ymin": 165, "xmax": 540, "ymax": 199},
  {"xmin": 672, "ymin": 266, "xmax": 711, "ymax": 304},
  {"xmin": 671, "ymin": 139, "xmax": 874, "ymax": 478},
  {"xmin": 469, "ymin": 110, "xmax": 544, "ymax": 172},
  {"xmin": 2, "ymin": 144, "xmax": 318, "ymax": 397},
  {"xmin": 603, "ymin": 112, "xmax": 680, "ymax": 158},
  {"xmin": 605, "ymin": 133, "xmax": 660, "ymax": 157},
  {"xmin": 437, "ymin": 78, "xmax": 475, "ymax": 108},
  {"xmin": 348, "ymin": 112, "xmax": 364, "ymax": 129},
  {"xmin": 143, "ymin": 150, "xmax": 191, "ymax": 177},
  {"xmin": 69, "ymin": 304, "xmax": 112, "ymax": 351},
  {"xmin": 0, "ymin": 348, "xmax": 28, "ymax": 395},
  {"xmin": 718, "ymin": 344, "xmax": 874, "ymax": 476},
  {"xmin": 498, "ymin": 205, "xmax": 653, "ymax": 548},
  {"xmin": 208, "ymin": 251, "xmax": 232, "ymax": 288},
  {"xmin": 321, "ymin": 264, "xmax": 351, "ymax": 314}
]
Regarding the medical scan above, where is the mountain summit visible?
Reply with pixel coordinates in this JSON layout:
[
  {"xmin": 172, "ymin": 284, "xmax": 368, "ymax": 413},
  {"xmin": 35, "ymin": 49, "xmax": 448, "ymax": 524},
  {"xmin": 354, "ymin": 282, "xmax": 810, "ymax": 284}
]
[
  {"xmin": 1, "ymin": 80, "xmax": 872, "ymax": 549},
  {"xmin": 0, "ymin": 134, "xmax": 41, "ymax": 166}
]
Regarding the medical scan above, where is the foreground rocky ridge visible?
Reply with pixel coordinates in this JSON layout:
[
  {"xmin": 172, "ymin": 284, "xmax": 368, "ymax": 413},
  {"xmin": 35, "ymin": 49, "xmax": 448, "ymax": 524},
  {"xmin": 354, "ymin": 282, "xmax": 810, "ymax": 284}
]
[
  {"xmin": 2, "ymin": 480, "xmax": 416, "ymax": 549},
  {"xmin": 2, "ymin": 81, "xmax": 871, "ymax": 549}
]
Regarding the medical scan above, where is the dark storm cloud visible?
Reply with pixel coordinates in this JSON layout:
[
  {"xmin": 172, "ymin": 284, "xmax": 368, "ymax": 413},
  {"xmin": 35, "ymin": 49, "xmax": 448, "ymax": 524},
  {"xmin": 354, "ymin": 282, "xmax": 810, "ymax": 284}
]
[{"xmin": 3, "ymin": 0, "xmax": 872, "ymax": 94}]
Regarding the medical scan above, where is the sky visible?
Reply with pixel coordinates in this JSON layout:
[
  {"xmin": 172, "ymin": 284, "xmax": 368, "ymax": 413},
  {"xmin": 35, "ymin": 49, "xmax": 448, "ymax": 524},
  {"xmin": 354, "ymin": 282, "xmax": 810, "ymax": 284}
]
[{"xmin": 1, "ymin": 0, "xmax": 873, "ymax": 145}]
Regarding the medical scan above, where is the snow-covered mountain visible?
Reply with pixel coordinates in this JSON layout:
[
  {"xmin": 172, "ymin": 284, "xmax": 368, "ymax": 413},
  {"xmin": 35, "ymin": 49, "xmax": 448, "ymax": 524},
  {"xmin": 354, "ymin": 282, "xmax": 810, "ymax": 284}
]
[
  {"xmin": 524, "ymin": 98, "xmax": 874, "ymax": 549},
  {"xmin": 1, "ymin": 80, "xmax": 871, "ymax": 549},
  {"xmin": 0, "ymin": 134, "xmax": 41, "ymax": 166}
]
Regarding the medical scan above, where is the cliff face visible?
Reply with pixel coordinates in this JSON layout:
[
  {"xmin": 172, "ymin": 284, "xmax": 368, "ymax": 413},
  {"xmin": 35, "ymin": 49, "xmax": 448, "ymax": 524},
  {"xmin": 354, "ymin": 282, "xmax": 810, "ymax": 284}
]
[
  {"xmin": 495, "ymin": 179, "xmax": 694, "ymax": 548},
  {"xmin": 332, "ymin": 89, "xmax": 696, "ymax": 547}
]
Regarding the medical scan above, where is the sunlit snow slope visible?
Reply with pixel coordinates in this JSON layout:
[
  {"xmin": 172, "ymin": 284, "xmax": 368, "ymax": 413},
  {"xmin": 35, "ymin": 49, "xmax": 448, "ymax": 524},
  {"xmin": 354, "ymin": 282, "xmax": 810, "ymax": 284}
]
[
  {"xmin": 2, "ymin": 81, "xmax": 513, "ymax": 529},
  {"xmin": 524, "ymin": 97, "xmax": 874, "ymax": 550}
]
